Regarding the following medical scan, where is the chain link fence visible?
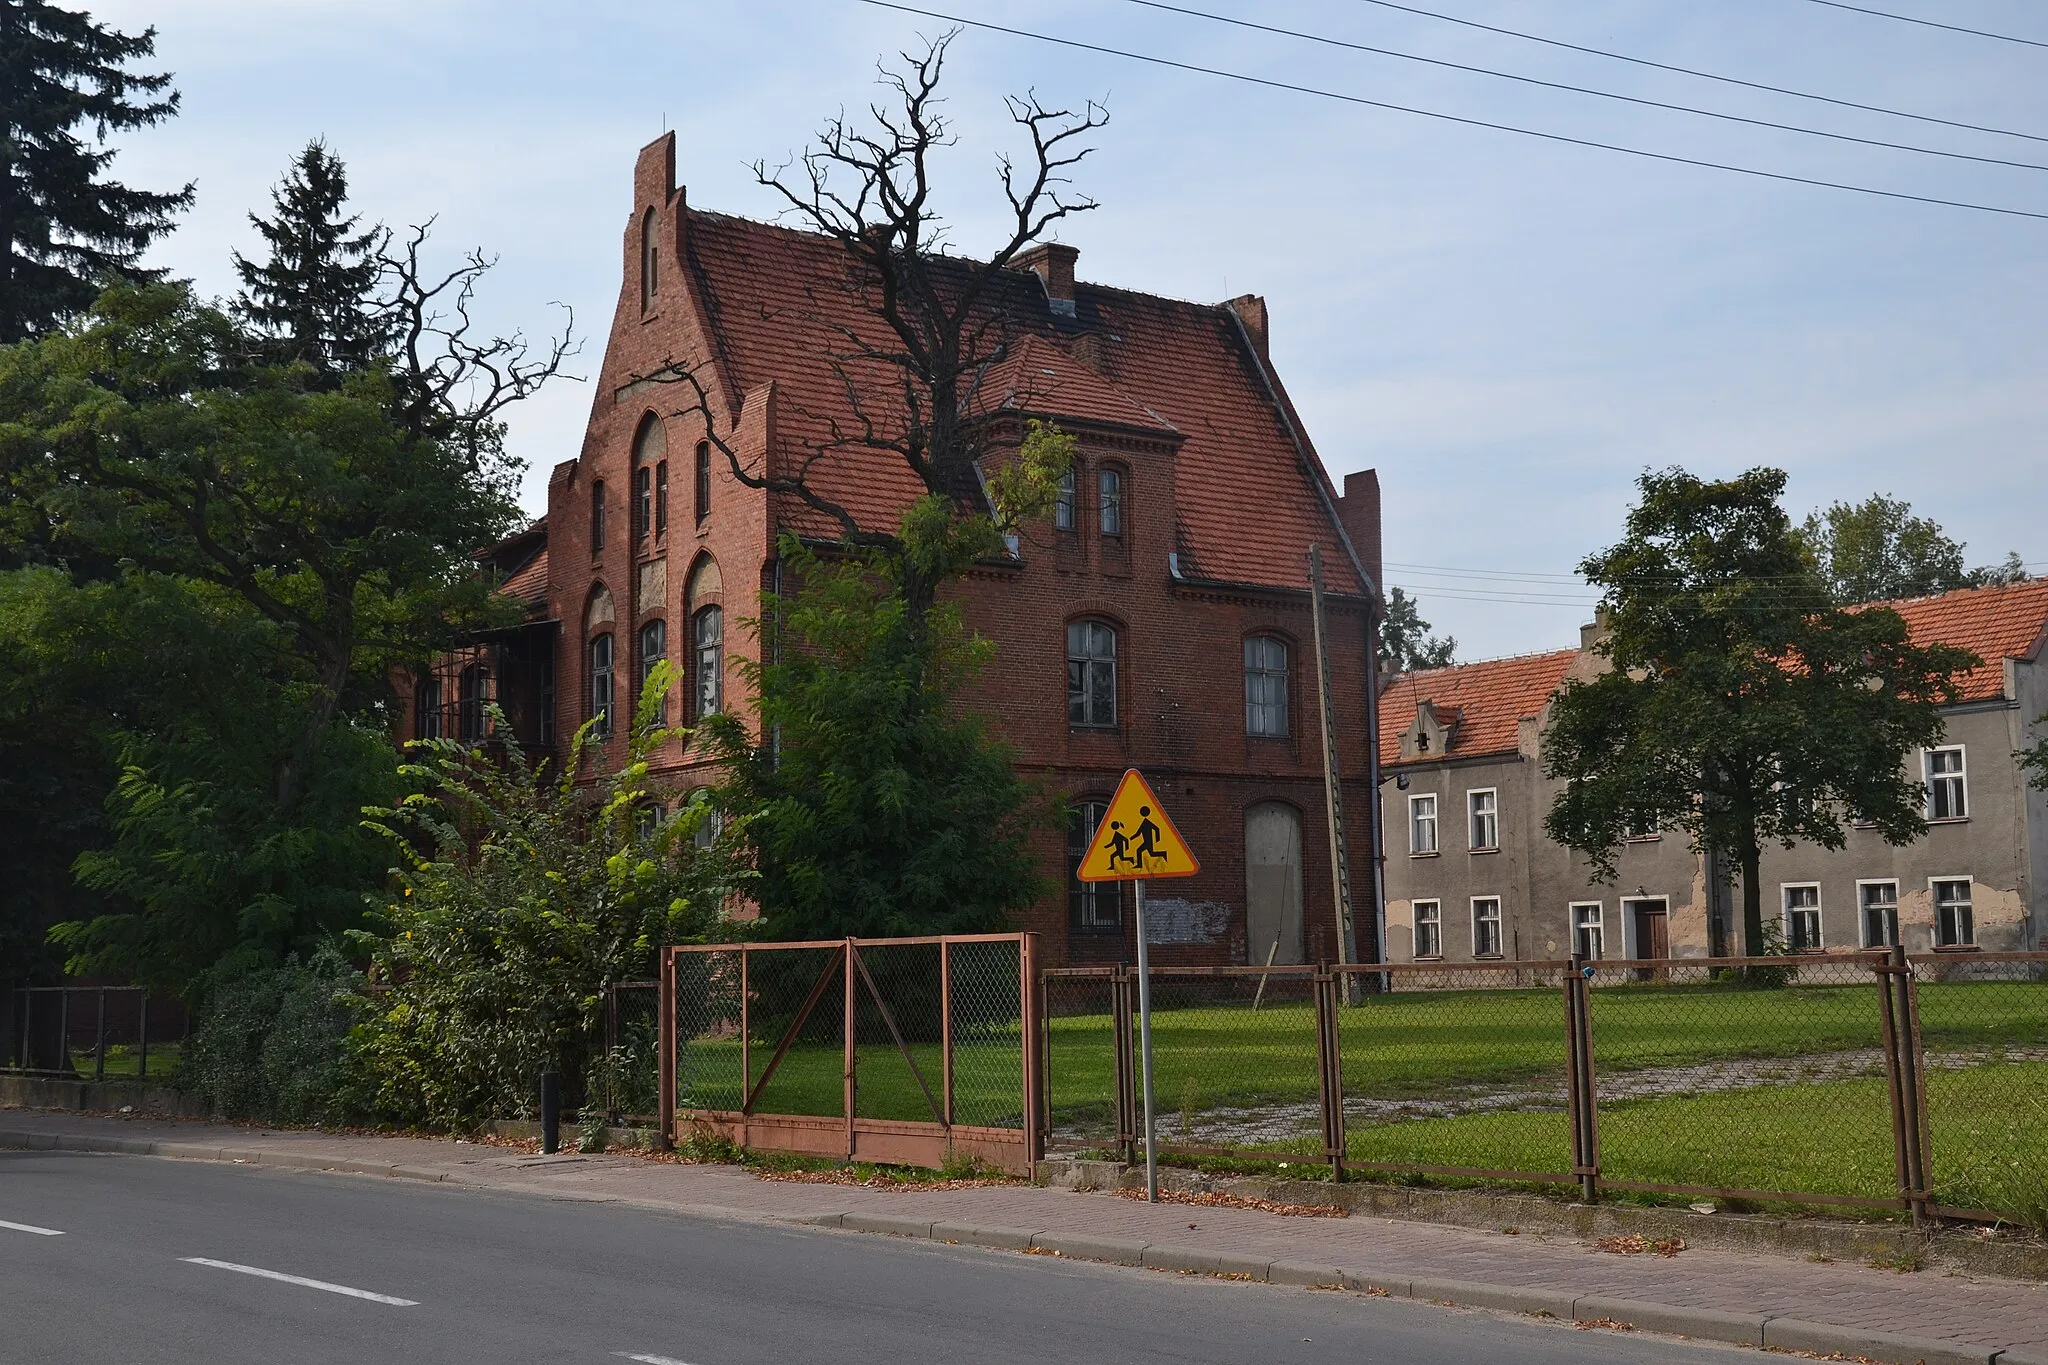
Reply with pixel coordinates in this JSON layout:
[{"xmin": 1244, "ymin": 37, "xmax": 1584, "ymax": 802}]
[{"xmin": 1911, "ymin": 954, "xmax": 2048, "ymax": 1225}]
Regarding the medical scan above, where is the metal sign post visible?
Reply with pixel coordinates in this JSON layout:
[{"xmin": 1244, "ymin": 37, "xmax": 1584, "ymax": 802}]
[{"xmin": 1134, "ymin": 877, "xmax": 1159, "ymax": 1203}]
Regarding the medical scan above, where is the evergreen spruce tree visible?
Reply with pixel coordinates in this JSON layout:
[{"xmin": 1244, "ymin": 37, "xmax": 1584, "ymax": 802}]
[
  {"xmin": 233, "ymin": 140, "xmax": 387, "ymax": 374},
  {"xmin": 0, "ymin": 0, "xmax": 191, "ymax": 343}
]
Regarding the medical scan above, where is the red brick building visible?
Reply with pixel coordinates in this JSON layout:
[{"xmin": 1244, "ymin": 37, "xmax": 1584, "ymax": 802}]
[{"xmin": 408, "ymin": 134, "xmax": 1387, "ymax": 968}]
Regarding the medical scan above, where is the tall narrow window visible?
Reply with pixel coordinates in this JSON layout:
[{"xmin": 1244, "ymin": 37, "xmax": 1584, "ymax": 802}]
[
  {"xmin": 590, "ymin": 480, "xmax": 607, "ymax": 553},
  {"xmin": 1066, "ymin": 620, "xmax": 1117, "ymax": 728},
  {"xmin": 1572, "ymin": 903, "xmax": 1604, "ymax": 960},
  {"xmin": 634, "ymin": 466, "xmax": 653, "ymax": 540},
  {"xmin": 1860, "ymin": 882, "xmax": 1899, "ymax": 948},
  {"xmin": 458, "ymin": 663, "xmax": 487, "ymax": 743},
  {"xmin": 639, "ymin": 618, "xmax": 666, "ymax": 723},
  {"xmin": 537, "ymin": 652, "xmax": 555, "ymax": 747},
  {"xmin": 1468, "ymin": 789, "xmax": 1499, "ymax": 851},
  {"xmin": 1054, "ymin": 467, "xmax": 1076, "ymax": 532},
  {"xmin": 1243, "ymin": 636, "xmax": 1288, "ymax": 737},
  {"xmin": 640, "ymin": 207, "xmax": 658, "ymax": 311},
  {"xmin": 1472, "ymin": 897, "xmax": 1502, "ymax": 957},
  {"xmin": 1783, "ymin": 885, "xmax": 1822, "ymax": 951},
  {"xmin": 414, "ymin": 676, "xmax": 442, "ymax": 740},
  {"xmin": 1926, "ymin": 747, "xmax": 1967, "ymax": 820},
  {"xmin": 1098, "ymin": 467, "xmax": 1124, "ymax": 537},
  {"xmin": 694, "ymin": 442, "xmax": 712, "ymax": 523},
  {"xmin": 1067, "ymin": 801, "xmax": 1123, "ymax": 932},
  {"xmin": 589, "ymin": 633, "xmax": 614, "ymax": 739},
  {"xmin": 655, "ymin": 460, "xmax": 668, "ymax": 536},
  {"xmin": 1933, "ymin": 878, "xmax": 1975, "ymax": 947},
  {"xmin": 1408, "ymin": 794, "xmax": 1438, "ymax": 855},
  {"xmin": 1413, "ymin": 901, "xmax": 1442, "ymax": 959},
  {"xmin": 693, "ymin": 606, "xmax": 723, "ymax": 719}
]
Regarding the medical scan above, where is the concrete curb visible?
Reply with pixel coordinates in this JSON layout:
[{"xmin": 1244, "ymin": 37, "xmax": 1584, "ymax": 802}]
[{"xmin": 3, "ymin": 1127, "xmax": 2033, "ymax": 1365}]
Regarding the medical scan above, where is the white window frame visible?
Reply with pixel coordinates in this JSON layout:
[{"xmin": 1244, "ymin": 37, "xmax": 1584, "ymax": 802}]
[
  {"xmin": 1471, "ymin": 897, "xmax": 1503, "ymax": 958},
  {"xmin": 1924, "ymin": 746, "xmax": 1968, "ymax": 821},
  {"xmin": 1467, "ymin": 788, "xmax": 1499, "ymax": 852},
  {"xmin": 1413, "ymin": 900, "xmax": 1443, "ymax": 959},
  {"xmin": 1856, "ymin": 879, "xmax": 1900, "ymax": 950},
  {"xmin": 1782, "ymin": 882, "xmax": 1824, "ymax": 952},
  {"xmin": 1930, "ymin": 876, "xmax": 1976, "ymax": 949},
  {"xmin": 1243, "ymin": 636, "xmax": 1289, "ymax": 738},
  {"xmin": 1571, "ymin": 902, "xmax": 1604, "ymax": 961},
  {"xmin": 1409, "ymin": 793, "xmax": 1439, "ymax": 856}
]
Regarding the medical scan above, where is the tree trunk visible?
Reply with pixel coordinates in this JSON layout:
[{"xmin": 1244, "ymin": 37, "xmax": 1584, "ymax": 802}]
[{"xmin": 1738, "ymin": 836, "xmax": 1765, "ymax": 957}]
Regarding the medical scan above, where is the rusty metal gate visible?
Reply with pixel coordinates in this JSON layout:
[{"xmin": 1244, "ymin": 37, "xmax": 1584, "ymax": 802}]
[{"xmin": 659, "ymin": 934, "xmax": 1044, "ymax": 1176}]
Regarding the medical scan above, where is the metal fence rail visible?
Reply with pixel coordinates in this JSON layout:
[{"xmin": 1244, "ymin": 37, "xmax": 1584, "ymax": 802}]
[
  {"xmin": 660, "ymin": 934, "xmax": 1043, "ymax": 1175},
  {"xmin": 1041, "ymin": 950, "xmax": 2048, "ymax": 1227},
  {"xmin": 1, "ymin": 986, "xmax": 189, "ymax": 1081}
]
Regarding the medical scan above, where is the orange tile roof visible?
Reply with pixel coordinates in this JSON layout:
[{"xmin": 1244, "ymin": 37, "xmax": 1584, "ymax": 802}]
[
  {"xmin": 1379, "ymin": 649, "xmax": 1576, "ymax": 769},
  {"xmin": 683, "ymin": 211, "xmax": 1361, "ymax": 595},
  {"xmin": 973, "ymin": 333, "xmax": 1176, "ymax": 434},
  {"xmin": 1876, "ymin": 578, "xmax": 2048, "ymax": 701},
  {"xmin": 1377, "ymin": 579, "xmax": 2047, "ymax": 768},
  {"xmin": 502, "ymin": 544, "xmax": 549, "ymax": 607}
]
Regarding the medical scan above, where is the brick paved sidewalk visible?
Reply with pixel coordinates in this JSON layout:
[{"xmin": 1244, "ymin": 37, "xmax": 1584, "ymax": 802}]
[{"xmin": 5, "ymin": 1110, "xmax": 2044, "ymax": 1364}]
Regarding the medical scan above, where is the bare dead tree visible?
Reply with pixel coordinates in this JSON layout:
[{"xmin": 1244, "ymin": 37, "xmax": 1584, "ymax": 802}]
[{"xmin": 637, "ymin": 33, "xmax": 1105, "ymax": 637}]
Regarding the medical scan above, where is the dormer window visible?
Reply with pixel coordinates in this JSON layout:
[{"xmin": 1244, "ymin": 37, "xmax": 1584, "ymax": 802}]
[{"xmin": 1417, "ymin": 730, "xmax": 1430, "ymax": 753}]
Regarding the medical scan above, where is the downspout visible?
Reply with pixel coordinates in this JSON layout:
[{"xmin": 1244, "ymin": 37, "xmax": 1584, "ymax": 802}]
[{"xmin": 1223, "ymin": 305, "xmax": 1387, "ymax": 969}]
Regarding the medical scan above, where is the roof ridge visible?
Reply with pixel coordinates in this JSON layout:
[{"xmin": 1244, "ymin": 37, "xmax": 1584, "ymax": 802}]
[
  {"xmin": 1391, "ymin": 645, "xmax": 1578, "ymax": 679},
  {"xmin": 1868, "ymin": 577, "xmax": 2045, "ymax": 609}
]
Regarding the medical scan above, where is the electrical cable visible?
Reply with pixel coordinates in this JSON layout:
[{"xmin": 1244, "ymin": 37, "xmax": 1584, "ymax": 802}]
[
  {"xmin": 1347, "ymin": 0, "xmax": 2048, "ymax": 144},
  {"xmin": 1121, "ymin": 0, "xmax": 2048, "ymax": 173},
  {"xmin": 1798, "ymin": 0, "xmax": 2048, "ymax": 50},
  {"xmin": 856, "ymin": 0, "xmax": 2048, "ymax": 222}
]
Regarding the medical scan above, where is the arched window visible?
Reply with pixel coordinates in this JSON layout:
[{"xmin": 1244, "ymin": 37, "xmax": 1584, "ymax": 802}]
[
  {"xmin": 1098, "ymin": 467, "xmax": 1124, "ymax": 538},
  {"xmin": 1067, "ymin": 619, "xmax": 1117, "ymax": 728},
  {"xmin": 1054, "ymin": 465, "xmax": 1077, "ymax": 532},
  {"xmin": 589, "ymin": 633, "xmax": 615, "ymax": 738},
  {"xmin": 1067, "ymin": 800, "xmax": 1123, "ymax": 933},
  {"xmin": 694, "ymin": 441, "xmax": 712, "ymax": 523},
  {"xmin": 590, "ymin": 479, "xmax": 607, "ymax": 554},
  {"xmin": 640, "ymin": 207, "xmax": 658, "ymax": 312},
  {"xmin": 414, "ymin": 675, "xmax": 442, "ymax": 740},
  {"xmin": 458, "ymin": 662, "xmax": 488, "ymax": 743},
  {"xmin": 1244, "ymin": 636, "xmax": 1289, "ymax": 737},
  {"xmin": 639, "ymin": 617, "xmax": 666, "ymax": 722},
  {"xmin": 693, "ymin": 607, "xmax": 723, "ymax": 719},
  {"xmin": 633, "ymin": 415, "xmax": 666, "ymax": 541},
  {"xmin": 656, "ymin": 459, "xmax": 668, "ymax": 536}
]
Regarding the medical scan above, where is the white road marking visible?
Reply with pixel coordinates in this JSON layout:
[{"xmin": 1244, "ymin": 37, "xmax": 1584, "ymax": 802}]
[
  {"xmin": 615, "ymin": 1354, "xmax": 697, "ymax": 1364},
  {"xmin": 178, "ymin": 1257, "xmax": 419, "ymax": 1306},
  {"xmin": 0, "ymin": 1219, "xmax": 65, "ymax": 1236}
]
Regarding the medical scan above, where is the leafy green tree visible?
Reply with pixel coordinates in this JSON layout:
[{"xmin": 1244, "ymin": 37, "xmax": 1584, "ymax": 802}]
[
  {"xmin": 707, "ymin": 541, "xmax": 1053, "ymax": 941},
  {"xmin": 1799, "ymin": 493, "xmax": 2026, "ymax": 604},
  {"xmin": 233, "ymin": 139, "xmax": 387, "ymax": 375},
  {"xmin": 1379, "ymin": 585, "xmax": 1456, "ymax": 673},
  {"xmin": 1544, "ymin": 468, "xmax": 1975, "ymax": 955},
  {"xmin": 0, "ymin": 0, "xmax": 191, "ymax": 343},
  {"xmin": 355, "ymin": 669, "xmax": 750, "ymax": 1129}
]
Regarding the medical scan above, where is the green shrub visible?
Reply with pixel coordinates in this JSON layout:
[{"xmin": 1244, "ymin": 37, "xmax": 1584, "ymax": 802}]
[{"xmin": 180, "ymin": 946, "xmax": 364, "ymax": 1124}]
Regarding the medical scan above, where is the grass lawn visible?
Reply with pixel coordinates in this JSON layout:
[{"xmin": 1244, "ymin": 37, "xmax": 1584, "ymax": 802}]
[{"xmin": 62, "ymin": 1042, "xmax": 182, "ymax": 1081}]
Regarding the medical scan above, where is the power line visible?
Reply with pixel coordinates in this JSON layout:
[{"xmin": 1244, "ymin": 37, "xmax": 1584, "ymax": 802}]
[
  {"xmin": 1798, "ymin": 0, "xmax": 2048, "ymax": 50},
  {"xmin": 1122, "ymin": 0, "xmax": 2048, "ymax": 173},
  {"xmin": 857, "ymin": 0, "xmax": 2048, "ymax": 222},
  {"xmin": 1348, "ymin": 0, "xmax": 2048, "ymax": 145}
]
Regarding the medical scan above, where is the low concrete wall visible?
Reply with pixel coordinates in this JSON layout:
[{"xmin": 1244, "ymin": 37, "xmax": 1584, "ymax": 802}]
[{"xmin": 1, "ymin": 1074, "xmax": 208, "ymax": 1118}]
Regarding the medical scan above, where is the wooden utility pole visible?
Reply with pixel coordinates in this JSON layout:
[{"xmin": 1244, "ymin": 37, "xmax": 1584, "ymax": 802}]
[{"xmin": 1308, "ymin": 546, "xmax": 1358, "ymax": 975}]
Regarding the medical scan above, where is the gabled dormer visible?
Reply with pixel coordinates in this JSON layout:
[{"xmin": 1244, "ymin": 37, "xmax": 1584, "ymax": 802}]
[{"xmin": 1400, "ymin": 699, "xmax": 1459, "ymax": 762}]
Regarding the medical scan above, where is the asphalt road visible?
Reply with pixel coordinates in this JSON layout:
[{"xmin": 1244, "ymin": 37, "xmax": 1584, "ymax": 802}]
[{"xmin": 3, "ymin": 1150, "xmax": 1747, "ymax": 1364}]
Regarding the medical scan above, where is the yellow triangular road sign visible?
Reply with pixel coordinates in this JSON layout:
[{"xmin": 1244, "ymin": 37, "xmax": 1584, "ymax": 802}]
[{"xmin": 1076, "ymin": 769, "xmax": 1199, "ymax": 881}]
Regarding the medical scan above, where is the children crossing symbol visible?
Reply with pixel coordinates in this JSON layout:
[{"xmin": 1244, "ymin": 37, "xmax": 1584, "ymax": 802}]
[{"xmin": 1076, "ymin": 769, "xmax": 1199, "ymax": 882}]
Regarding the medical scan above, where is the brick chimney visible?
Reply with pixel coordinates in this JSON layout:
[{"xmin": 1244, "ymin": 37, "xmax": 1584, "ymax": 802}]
[
  {"xmin": 1339, "ymin": 468, "xmax": 1383, "ymax": 598},
  {"xmin": 1227, "ymin": 294, "xmax": 1269, "ymax": 359},
  {"xmin": 1016, "ymin": 241, "xmax": 1078, "ymax": 316}
]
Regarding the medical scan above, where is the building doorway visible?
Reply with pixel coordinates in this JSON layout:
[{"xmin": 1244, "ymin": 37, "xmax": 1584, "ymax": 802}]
[
  {"xmin": 1245, "ymin": 802, "xmax": 1304, "ymax": 966},
  {"xmin": 1624, "ymin": 897, "xmax": 1669, "ymax": 979}
]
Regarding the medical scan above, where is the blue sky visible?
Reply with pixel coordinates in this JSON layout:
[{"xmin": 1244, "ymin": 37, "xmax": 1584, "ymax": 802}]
[{"xmin": 91, "ymin": 0, "xmax": 2048, "ymax": 658}]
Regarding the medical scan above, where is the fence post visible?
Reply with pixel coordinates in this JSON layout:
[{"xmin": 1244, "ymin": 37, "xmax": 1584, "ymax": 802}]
[
  {"xmin": 843, "ymin": 940, "xmax": 857, "ymax": 1162},
  {"xmin": 1565, "ymin": 955, "xmax": 1600, "ymax": 1203},
  {"xmin": 58, "ymin": 989, "xmax": 70, "ymax": 1077},
  {"xmin": 940, "ymin": 939, "xmax": 955, "ymax": 1129},
  {"xmin": 1876, "ymin": 947, "xmax": 1919, "ymax": 1219},
  {"xmin": 137, "ymin": 992, "xmax": 149, "ymax": 1081},
  {"xmin": 739, "ymin": 948, "xmax": 751, "ymax": 1117},
  {"xmin": 1112, "ymin": 965, "xmax": 1137, "ymax": 1165},
  {"xmin": 94, "ymin": 987, "xmax": 107, "ymax": 1084},
  {"xmin": 1314, "ymin": 969, "xmax": 1347, "ymax": 1181},
  {"xmin": 657, "ymin": 948, "xmax": 676, "ymax": 1152},
  {"xmin": 1020, "ymin": 933, "xmax": 1043, "ymax": 1170},
  {"xmin": 1897, "ymin": 946, "xmax": 1934, "ymax": 1221}
]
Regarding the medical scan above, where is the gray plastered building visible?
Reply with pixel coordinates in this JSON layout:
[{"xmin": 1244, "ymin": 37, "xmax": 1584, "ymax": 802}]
[{"xmin": 1376, "ymin": 581, "xmax": 2048, "ymax": 964}]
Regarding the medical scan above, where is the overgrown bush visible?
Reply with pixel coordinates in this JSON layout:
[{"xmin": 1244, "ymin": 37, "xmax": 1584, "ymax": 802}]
[{"xmin": 180, "ymin": 945, "xmax": 365, "ymax": 1124}]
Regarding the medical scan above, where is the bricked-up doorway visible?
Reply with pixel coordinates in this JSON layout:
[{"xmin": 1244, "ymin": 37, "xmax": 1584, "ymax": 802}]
[{"xmin": 1245, "ymin": 803, "xmax": 1304, "ymax": 965}]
